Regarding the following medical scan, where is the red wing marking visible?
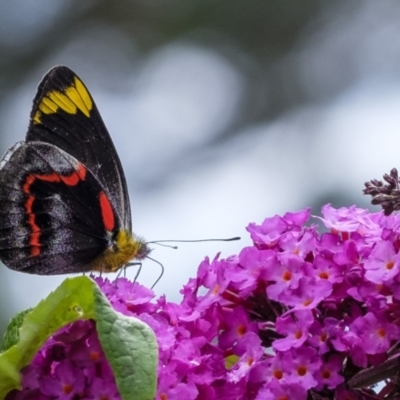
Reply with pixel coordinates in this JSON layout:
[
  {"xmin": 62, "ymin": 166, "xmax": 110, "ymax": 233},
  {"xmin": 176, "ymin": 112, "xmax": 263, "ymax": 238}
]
[
  {"xmin": 60, "ymin": 170, "xmax": 79, "ymax": 185},
  {"xmin": 99, "ymin": 191, "xmax": 115, "ymax": 232},
  {"xmin": 26, "ymin": 204, "xmax": 40, "ymax": 256},
  {"xmin": 23, "ymin": 163, "xmax": 87, "ymax": 256},
  {"xmin": 33, "ymin": 172, "xmax": 60, "ymax": 183},
  {"xmin": 23, "ymin": 174, "xmax": 35, "ymax": 193},
  {"xmin": 76, "ymin": 163, "xmax": 87, "ymax": 180}
]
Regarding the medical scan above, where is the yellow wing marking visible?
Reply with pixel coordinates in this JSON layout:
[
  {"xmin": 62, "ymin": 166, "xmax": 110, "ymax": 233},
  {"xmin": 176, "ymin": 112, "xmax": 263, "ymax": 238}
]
[
  {"xmin": 41, "ymin": 97, "xmax": 58, "ymax": 113},
  {"xmin": 33, "ymin": 111, "xmax": 41, "ymax": 124},
  {"xmin": 74, "ymin": 77, "xmax": 93, "ymax": 113},
  {"xmin": 33, "ymin": 76, "xmax": 93, "ymax": 124},
  {"xmin": 49, "ymin": 91, "xmax": 77, "ymax": 114}
]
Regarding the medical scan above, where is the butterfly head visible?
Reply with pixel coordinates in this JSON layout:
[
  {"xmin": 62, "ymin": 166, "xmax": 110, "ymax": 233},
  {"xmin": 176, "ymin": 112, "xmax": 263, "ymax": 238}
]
[{"xmin": 134, "ymin": 235, "xmax": 152, "ymax": 260}]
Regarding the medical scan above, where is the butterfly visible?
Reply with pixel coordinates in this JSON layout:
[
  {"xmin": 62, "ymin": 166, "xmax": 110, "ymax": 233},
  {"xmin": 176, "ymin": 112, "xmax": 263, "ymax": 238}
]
[{"xmin": 0, "ymin": 66, "xmax": 150, "ymax": 274}]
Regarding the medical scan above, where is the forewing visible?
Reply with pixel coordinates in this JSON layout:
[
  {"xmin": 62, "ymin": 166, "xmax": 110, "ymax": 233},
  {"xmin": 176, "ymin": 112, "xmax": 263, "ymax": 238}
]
[{"xmin": 26, "ymin": 66, "xmax": 131, "ymax": 230}]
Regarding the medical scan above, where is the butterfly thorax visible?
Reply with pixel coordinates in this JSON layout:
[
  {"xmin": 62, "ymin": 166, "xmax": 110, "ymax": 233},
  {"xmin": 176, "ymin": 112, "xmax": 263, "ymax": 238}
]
[{"xmin": 89, "ymin": 230, "xmax": 150, "ymax": 273}]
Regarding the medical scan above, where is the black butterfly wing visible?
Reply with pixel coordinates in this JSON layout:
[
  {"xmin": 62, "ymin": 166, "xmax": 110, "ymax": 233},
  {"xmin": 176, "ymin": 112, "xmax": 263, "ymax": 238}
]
[
  {"xmin": 26, "ymin": 66, "xmax": 131, "ymax": 231},
  {"xmin": 0, "ymin": 141, "xmax": 120, "ymax": 274}
]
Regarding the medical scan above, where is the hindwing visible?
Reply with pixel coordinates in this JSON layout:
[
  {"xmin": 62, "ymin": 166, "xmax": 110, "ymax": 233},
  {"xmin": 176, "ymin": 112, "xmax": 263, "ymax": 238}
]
[{"xmin": 0, "ymin": 141, "xmax": 120, "ymax": 274}]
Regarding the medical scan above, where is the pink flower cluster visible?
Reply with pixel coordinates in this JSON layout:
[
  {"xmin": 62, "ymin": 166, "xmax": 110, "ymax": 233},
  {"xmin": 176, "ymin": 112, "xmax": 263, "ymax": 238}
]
[
  {"xmin": 11, "ymin": 320, "xmax": 120, "ymax": 400},
  {"xmin": 7, "ymin": 205, "xmax": 400, "ymax": 399}
]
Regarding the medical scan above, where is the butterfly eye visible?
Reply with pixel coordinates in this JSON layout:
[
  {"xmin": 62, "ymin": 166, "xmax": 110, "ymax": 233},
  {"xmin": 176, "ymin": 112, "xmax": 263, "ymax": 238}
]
[{"xmin": 137, "ymin": 242, "xmax": 151, "ymax": 259}]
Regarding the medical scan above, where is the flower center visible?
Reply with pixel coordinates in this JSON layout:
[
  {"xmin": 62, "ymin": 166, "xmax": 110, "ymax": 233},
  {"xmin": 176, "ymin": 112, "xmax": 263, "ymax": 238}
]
[
  {"xmin": 377, "ymin": 328, "xmax": 386, "ymax": 338},
  {"xmin": 237, "ymin": 324, "xmax": 246, "ymax": 336},
  {"xmin": 62, "ymin": 384, "xmax": 73, "ymax": 394},
  {"xmin": 274, "ymin": 369, "xmax": 283, "ymax": 379},
  {"xmin": 212, "ymin": 284, "xmax": 220, "ymax": 295},
  {"xmin": 322, "ymin": 369, "xmax": 331, "ymax": 379},
  {"xmin": 282, "ymin": 271, "xmax": 292, "ymax": 281},
  {"xmin": 294, "ymin": 330, "xmax": 302, "ymax": 340},
  {"xmin": 90, "ymin": 351, "xmax": 101, "ymax": 361},
  {"xmin": 386, "ymin": 260, "xmax": 395, "ymax": 270},
  {"xmin": 319, "ymin": 271, "xmax": 329, "ymax": 279},
  {"xmin": 297, "ymin": 365, "xmax": 307, "ymax": 376}
]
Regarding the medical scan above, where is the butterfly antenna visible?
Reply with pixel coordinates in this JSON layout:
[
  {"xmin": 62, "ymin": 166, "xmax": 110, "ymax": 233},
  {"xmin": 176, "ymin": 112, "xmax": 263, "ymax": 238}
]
[
  {"xmin": 139, "ymin": 237, "xmax": 239, "ymax": 288},
  {"xmin": 146, "ymin": 256, "xmax": 165, "ymax": 289},
  {"xmin": 152, "ymin": 242, "xmax": 178, "ymax": 249},
  {"xmin": 148, "ymin": 236, "xmax": 240, "ymax": 246}
]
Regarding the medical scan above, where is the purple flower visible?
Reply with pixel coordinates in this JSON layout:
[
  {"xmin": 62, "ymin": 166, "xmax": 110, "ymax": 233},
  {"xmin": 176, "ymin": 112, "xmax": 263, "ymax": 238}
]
[
  {"xmin": 219, "ymin": 307, "xmax": 258, "ymax": 349},
  {"xmin": 236, "ymin": 247, "xmax": 274, "ymax": 294},
  {"xmin": 273, "ymin": 310, "xmax": 314, "ymax": 351},
  {"xmin": 227, "ymin": 332, "xmax": 263, "ymax": 383},
  {"xmin": 318, "ymin": 204, "xmax": 375, "ymax": 234},
  {"xmin": 349, "ymin": 311, "xmax": 399, "ymax": 354},
  {"xmin": 8, "ymin": 205, "xmax": 400, "ymax": 399},
  {"xmin": 86, "ymin": 377, "xmax": 120, "ymax": 400},
  {"xmin": 282, "ymin": 346, "xmax": 320, "ymax": 390},
  {"xmin": 255, "ymin": 379, "xmax": 307, "ymax": 400},
  {"xmin": 315, "ymin": 355, "xmax": 345, "ymax": 390},
  {"xmin": 39, "ymin": 360, "xmax": 85, "ymax": 399},
  {"xmin": 364, "ymin": 240, "xmax": 400, "ymax": 283},
  {"xmin": 264, "ymin": 253, "xmax": 304, "ymax": 301}
]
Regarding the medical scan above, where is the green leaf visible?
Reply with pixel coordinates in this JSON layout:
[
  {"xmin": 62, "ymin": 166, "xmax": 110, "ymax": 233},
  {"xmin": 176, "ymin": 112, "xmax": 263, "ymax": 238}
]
[
  {"xmin": 1, "ymin": 308, "xmax": 32, "ymax": 352},
  {"xmin": 0, "ymin": 276, "xmax": 158, "ymax": 400},
  {"xmin": 94, "ymin": 286, "xmax": 158, "ymax": 400},
  {"xmin": 0, "ymin": 276, "xmax": 96, "ymax": 398}
]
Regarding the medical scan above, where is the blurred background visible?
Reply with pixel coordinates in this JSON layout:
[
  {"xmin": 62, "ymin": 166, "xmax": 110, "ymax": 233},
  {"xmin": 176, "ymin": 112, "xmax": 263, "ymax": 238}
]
[{"xmin": 1, "ymin": 0, "xmax": 400, "ymax": 337}]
